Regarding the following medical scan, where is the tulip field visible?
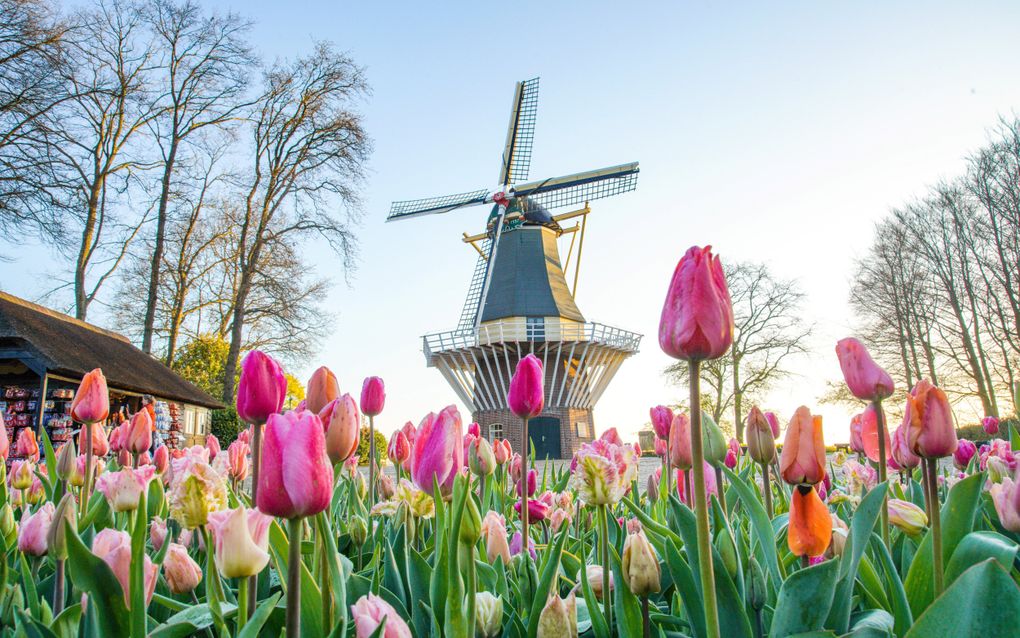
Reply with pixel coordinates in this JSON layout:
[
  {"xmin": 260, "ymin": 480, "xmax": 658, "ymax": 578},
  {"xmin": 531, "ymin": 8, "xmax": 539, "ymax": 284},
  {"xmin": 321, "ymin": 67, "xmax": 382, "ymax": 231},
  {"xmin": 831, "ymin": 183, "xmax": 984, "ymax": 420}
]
[{"xmin": 2, "ymin": 245, "xmax": 1020, "ymax": 638}]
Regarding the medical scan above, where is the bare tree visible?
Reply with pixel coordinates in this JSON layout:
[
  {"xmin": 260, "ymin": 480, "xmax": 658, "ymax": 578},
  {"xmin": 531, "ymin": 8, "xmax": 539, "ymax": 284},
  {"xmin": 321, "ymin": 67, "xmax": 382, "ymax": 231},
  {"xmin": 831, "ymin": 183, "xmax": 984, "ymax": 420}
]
[
  {"xmin": 138, "ymin": 0, "xmax": 253, "ymax": 352},
  {"xmin": 666, "ymin": 261, "xmax": 812, "ymax": 440},
  {"xmin": 219, "ymin": 42, "xmax": 370, "ymax": 401}
]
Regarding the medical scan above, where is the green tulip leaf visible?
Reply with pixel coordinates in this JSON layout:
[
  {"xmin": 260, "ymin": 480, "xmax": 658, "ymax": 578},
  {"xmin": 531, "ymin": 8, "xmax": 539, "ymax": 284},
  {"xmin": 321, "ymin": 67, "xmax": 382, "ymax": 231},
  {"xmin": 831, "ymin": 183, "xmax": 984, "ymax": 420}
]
[
  {"xmin": 827, "ymin": 482, "xmax": 888, "ymax": 632},
  {"xmin": 868, "ymin": 534, "xmax": 912, "ymax": 636},
  {"xmin": 664, "ymin": 538, "xmax": 705, "ymax": 638},
  {"xmin": 904, "ymin": 559, "xmax": 1020, "ymax": 637},
  {"xmin": 48, "ymin": 603, "xmax": 82, "ymax": 638},
  {"xmin": 147, "ymin": 604, "xmax": 214, "ymax": 638},
  {"xmin": 237, "ymin": 592, "xmax": 283, "ymax": 638},
  {"xmin": 526, "ymin": 527, "xmax": 568, "ymax": 638},
  {"xmin": 943, "ymin": 531, "xmax": 1018, "ymax": 587},
  {"xmin": 267, "ymin": 519, "xmax": 324, "ymax": 638},
  {"xmin": 609, "ymin": 545, "xmax": 645, "ymax": 638},
  {"xmin": 15, "ymin": 609, "xmax": 58, "ymax": 638},
  {"xmin": 769, "ymin": 558, "xmax": 840, "ymax": 638},
  {"xmin": 64, "ymin": 520, "xmax": 130, "ymax": 637},
  {"xmin": 723, "ymin": 467, "xmax": 782, "ymax": 587}
]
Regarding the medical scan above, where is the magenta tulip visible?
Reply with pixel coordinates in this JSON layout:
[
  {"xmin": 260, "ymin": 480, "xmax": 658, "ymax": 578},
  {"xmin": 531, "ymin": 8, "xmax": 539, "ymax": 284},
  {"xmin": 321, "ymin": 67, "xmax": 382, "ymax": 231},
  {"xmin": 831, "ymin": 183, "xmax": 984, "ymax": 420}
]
[
  {"xmin": 953, "ymin": 439, "xmax": 977, "ymax": 470},
  {"xmin": 410, "ymin": 405, "xmax": 464, "ymax": 498},
  {"xmin": 835, "ymin": 338, "xmax": 895, "ymax": 402},
  {"xmin": 983, "ymin": 416, "xmax": 1000, "ymax": 435},
  {"xmin": 256, "ymin": 410, "xmax": 333, "ymax": 519},
  {"xmin": 658, "ymin": 245, "xmax": 734, "ymax": 361},
  {"xmin": 904, "ymin": 380, "xmax": 957, "ymax": 458},
  {"xmin": 650, "ymin": 405, "xmax": 674, "ymax": 439},
  {"xmin": 764, "ymin": 411, "xmax": 780, "ymax": 438},
  {"xmin": 236, "ymin": 351, "xmax": 287, "ymax": 425},
  {"xmin": 508, "ymin": 354, "xmax": 544, "ymax": 419},
  {"xmin": 360, "ymin": 376, "xmax": 385, "ymax": 417}
]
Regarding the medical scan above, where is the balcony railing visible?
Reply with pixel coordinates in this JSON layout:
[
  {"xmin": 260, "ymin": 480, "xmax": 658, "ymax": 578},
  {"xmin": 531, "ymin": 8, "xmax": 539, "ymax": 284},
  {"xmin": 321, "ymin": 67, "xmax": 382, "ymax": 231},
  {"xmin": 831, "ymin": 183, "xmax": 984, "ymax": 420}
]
[{"xmin": 423, "ymin": 320, "xmax": 642, "ymax": 358}]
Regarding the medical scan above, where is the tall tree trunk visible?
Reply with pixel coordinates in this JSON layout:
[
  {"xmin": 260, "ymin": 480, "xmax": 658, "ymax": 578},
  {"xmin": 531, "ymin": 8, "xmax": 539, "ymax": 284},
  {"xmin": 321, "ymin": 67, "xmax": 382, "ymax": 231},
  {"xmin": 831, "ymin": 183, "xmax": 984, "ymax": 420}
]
[
  {"xmin": 143, "ymin": 138, "xmax": 180, "ymax": 353},
  {"xmin": 732, "ymin": 354, "xmax": 743, "ymax": 443},
  {"xmin": 75, "ymin": 181, "xmax": 103, "ymax": 320}
]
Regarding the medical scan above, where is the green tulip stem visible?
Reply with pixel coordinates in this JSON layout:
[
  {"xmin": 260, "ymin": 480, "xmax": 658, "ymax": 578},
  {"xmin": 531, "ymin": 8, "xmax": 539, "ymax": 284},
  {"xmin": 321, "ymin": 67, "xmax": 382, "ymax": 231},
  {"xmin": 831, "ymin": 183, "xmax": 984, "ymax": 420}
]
[
  {"xmin": 759, "ymin": 461, "xmax": 773, "ymax": 519},
  {"xmin": 598, "ymin": 504, "xmax": 612, "ymax": 630},
  {"xmin": 248, "ymin": 420, "xmax": 263, "ymax": 619},
  {"xmin": 53, "ymin": 559, "xmax": 65, "ymax": 616},
  {"xmin": 642, "ymin": 595, "xmax": 651, "ymax": 638},
  {"xmin": 689, "ymin": 359, "xmax": 721, "ymax": 638},
  {"xmin": 521, "ymin": 417, "xmax": 530, "ymax": 546},
  {"xmin": 715, "ymin": 465, "xmax": 727, "ymax": 514},
  {"xmin": 661, "ymin": 441, "xmax": 670, "ymax": 504},
  {"xmin": 81, "ymin": 421, "xmax": 93, "ymax": 513},
  {"xmin": 925, "ymin": 458, "xmax": 944, "ymax": 596},
  {"xmin": 286, "ymin": 517, "xmax": 303, "ymax": 638},
  {"xmin": 467, "ymin": 542, "xmax": 477, "ymax": 638},
  {"xmin": 237, "ymin": 576, "xmax": 249, "ymax": 631},
  {"xmin": 872, "ymin": 399, "xmax": 890, "ymax": 548},
  {"xmin": 369, "ymin": 415, "xmax": 377, "ymax": 508}
]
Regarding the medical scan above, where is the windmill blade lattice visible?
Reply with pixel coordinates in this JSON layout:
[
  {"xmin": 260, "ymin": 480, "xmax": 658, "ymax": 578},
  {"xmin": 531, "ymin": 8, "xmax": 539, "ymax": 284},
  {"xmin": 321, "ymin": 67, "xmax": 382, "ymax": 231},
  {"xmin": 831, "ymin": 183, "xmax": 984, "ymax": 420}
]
[
  {"xmin": 456, "ymin": 237, "xmax": 492, "ymax": 332},
  {"xmin": 387, "ymin": 188, "xmax": 489, "ymax": 221},
  {"xmin": 497, "ymin": 77, "xmax": 539, "ymax": 187},
  {"xmin": 511, "ymin": 162, "xmax": 640, "ymax": 210}
]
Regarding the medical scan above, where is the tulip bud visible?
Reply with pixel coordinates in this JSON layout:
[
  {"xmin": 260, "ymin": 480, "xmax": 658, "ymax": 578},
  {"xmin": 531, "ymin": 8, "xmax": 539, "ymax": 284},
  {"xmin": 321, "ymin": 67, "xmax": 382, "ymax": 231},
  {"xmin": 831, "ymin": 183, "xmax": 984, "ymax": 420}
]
[
  {"xmin": 830, "ymin": 513, "xmax": 849, "ymax": 557},
  {"xmin": 859, "ymin": 403, "xmax": 890, "ymax": 464},
  {"xmin": 10, "ymin": 459, "xmax": 34, "ymax": 490},
  {"xmin": 622, "ymin": 530, "xmax": 661, "ymax": 596},
  {"xmin": 701, "ymin": 412, "xmax": 728, "ymax": 467},
  {"xmin": 377, "ymin": 472, "xmax": 396, "ymax": 500},
  {"xmin": 475, "ymin": 592, "xmax": 504, "ymax": 638},
  {"xmin": 983, "ymin": 416, "xmax": 1000, "ymax": 435},
  {"xmin": 953, "ymin": 439, "xmax": 977, "ymax": 470},
  {"xmin": 904, "ymin": 380, "xmax": 957, "ymax": 459},
  {"xmin": 460, "ymin": 492, "xmax": 482, "ymax": 545},
  {"xmin": 746, "ymin": 406, "xmax": 776, "ymax": 464},
  {"xmin": 206, "ymin": 507, "xmax": 273, "ymax": 578},
  {"xmin": 70, "ymin": 368, "xmax": 110, "ymax": 424},
  {"xmin": 891, "ymin": 424, "xmax": 921, "ymax": 470},
  {"xmin": 153, "ymin": 445, "xmax": 169, "ymax": 473},
  {"xmin": 670, "ymin": 413, "xmax": 693, "ymax": 470},
  {"xmin": 713, "ymin": 528, "xmax": 738, "ymax": 580},
  {"xmin": 508, "ymin": 354, "xmax": 545, "ymax": 419},
  {"xmin": 580, "ymin": 565, "xmax": 612, "ymax": 600},
  {"xmin": 205, "ymin": 434, "xmax": 221, "ymax": 460},
  {"xmin": 747, "ymin": 558, "xmax": 766, "ymax": 611},
  {"xmin": 18, "ymin": 502, "xmax": 54, "ymax": 556},
  {"xmin": 835, "ymin": 338, "xmax": 895, "ymax": 402},
  {"xmin": 48, "ymin": 494, "xmax": 77, "ymax": 560},
  {"xmin": 387, "ymin": 430, "xmax": 410, "ymax": 466},
  {"xmin": 849, "ymin": 413, "xmax": 865, "ymax": 454},
  {"xmin": 494, "ymin": 439, "xmax": 511, "ymax": 465},
  {"xmin": 888, "ymin": 499, "xmax": 927, "ymax": 535},
  {"xmin": 659, "ymin": 245, "xmax": 734, "ymax": 361},
  {"xmin": 15, "ymin": 428, "xmax": 39, "ymax": 462},
  {"xmin": 305, "ymin": 366, "xmax": 340, "ymax": 414},
  {"xmin": 481, "ymin": 511, "xmax": 510, "ymax": 564},
  {"xmin": 350, "ymin": 593, "xmax": 413, "ymax": 638},
  {"xmin": 649, "ymin": 405, "xmax": 674, "ymax": 439},
  {"xmin": 350, "ymin": 515, "xmax": 368, "ymax": 547},
  {"xmin": 536, "ymin": 592, "xmax": 577, "ymax": 638},
  {"xmin": 359, "ymin": 376, "xmax": 385, "ymax": 417},
  {"xmin": 164, "ymin": 542, "xmax": 203, "ymax": 594},
  {"xmin": 780, "ymin": 407, "xmax": 826, "ymax": 485},
  {"xmin": 468, "ymin": 437, "xmax": 497, "ymax": 477},
  {"xmin": 236, "ymin": 350, "xmax": 287, "ymax": 425},
  {"xmin": 125, "ymin": 409, "xmax": 153, "ymax": 454},
  {"xmin": 410, "ymin": 406, "xmax": 464, "ymax": 498},
  {"xmin": 788, "ymin": 485, "xmax": 832, "ymax": 557},
  {"xmin": 56, "ymin": 440, "xmax": 77, "ymax": 482},
  {"xmin": 0, "ymin": 414, "xmax": 8, "ymax": 461}
]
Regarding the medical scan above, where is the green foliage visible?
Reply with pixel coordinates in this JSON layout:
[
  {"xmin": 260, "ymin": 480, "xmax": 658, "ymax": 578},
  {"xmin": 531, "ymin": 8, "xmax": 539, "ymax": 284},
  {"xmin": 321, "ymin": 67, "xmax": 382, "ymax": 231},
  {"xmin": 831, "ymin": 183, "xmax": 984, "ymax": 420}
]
[
  {"xmin": 210, "ymin": 407, "xmax": 244, "ymax": 445},
  {"xmin": 956, "ymin": 418, "xmax": 1019, "ymax": 443},
  {"xmin": 356, "ymin": 425, "xmax": 389, "ymax": 466},
  {"xmin": 172, "ymin": 334, "xmax": 234, "ymax": 397}
]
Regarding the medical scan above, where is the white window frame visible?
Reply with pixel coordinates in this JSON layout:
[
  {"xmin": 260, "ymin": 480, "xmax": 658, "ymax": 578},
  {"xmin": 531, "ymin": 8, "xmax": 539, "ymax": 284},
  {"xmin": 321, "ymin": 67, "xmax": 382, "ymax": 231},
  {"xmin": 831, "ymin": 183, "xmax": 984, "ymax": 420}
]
[{"xmin": 489, "ymin": 422, "xmax": 504, "ymax": 442}]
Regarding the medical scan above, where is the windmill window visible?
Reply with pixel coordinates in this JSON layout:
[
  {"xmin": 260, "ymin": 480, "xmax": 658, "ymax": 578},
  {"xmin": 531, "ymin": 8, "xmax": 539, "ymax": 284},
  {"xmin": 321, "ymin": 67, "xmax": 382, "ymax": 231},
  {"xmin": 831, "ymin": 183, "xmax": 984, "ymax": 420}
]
[
  {"xmin": 489, "ymin": 422, "xmax": 504, "ymax": 442},
  {"xmin": 526, "ymin": 317, "xmax": 545, "ymax": 341}
]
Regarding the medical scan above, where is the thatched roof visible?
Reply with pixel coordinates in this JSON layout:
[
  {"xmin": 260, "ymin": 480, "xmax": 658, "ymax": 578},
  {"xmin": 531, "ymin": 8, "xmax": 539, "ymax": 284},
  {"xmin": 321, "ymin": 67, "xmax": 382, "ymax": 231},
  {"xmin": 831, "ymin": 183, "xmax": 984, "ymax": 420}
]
[{"xmin": 0, "ymin": 291, "xmax": 223, "ymax": 409}]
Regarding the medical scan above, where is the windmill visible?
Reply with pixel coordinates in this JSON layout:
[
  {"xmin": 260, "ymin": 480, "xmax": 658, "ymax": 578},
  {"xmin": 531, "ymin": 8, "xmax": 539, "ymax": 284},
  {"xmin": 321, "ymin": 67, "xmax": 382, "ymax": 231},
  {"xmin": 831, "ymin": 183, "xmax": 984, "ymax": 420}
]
[{"xmin": 388, "ymin": 77, "xmax": 642, "ymax": 459}]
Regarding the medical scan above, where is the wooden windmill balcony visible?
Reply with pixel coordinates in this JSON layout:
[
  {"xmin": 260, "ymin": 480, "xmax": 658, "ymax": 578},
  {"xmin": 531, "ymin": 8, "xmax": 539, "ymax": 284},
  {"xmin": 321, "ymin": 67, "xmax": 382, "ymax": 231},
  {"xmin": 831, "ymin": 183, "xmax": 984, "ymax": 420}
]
[{"xmin": 421, "ymin": 320, "xmax": 641, "ymax": 412}]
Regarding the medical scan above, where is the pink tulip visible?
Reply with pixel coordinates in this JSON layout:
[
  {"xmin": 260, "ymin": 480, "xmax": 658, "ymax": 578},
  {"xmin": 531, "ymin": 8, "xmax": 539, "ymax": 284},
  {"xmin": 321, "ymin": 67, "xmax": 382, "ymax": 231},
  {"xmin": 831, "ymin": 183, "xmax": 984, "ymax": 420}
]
[
  {"xmin": 360, "ymin": 376, "xmax": 386, "ymax": 417},
  {"xmin": 764, "ymin": 411, "xmax": 780, "ymax": 438},
  {"xmin": 150, "ymin": 517, "xmax": 168, "ymax": 552},
  {"xmin": 659, "ymin": 245, "xmax": 734, "ymax": 361},
  {"xmin": 256, "ymin": 410, "xmax": 333, "ymax": 519},
  {"xmin": 96, "ymin": 465, "xmax": 157, "ymax": 512},
  {"xmin": 953, "ymin": 439, "xmax": 977, "ymax": 470},
  {"xmin": 508, "ymin": 354, "xmax": 544, "ymax": 419},
  {"xmin": 126, "ymin": 409, "xmax": 153, "ymax": 454},
  {"xmin": 306, "ymin": 366, "xmax": 340, "ymax": 414},
  {"xmin": 9, "ymin": 459, "xmax": 34, "ymax": 489},
  {"xmin": 387, "ymin": 430, "xmax": 410, "ymax": 466},
  {"xmin": 517, "ymin": 469, "xmax": 537, "ymax": 497},
  {"xmin": 0, "ymin": 414, "xmax": 8, "ymax": 460},
  {"xmin": 983, "ymin": 416, "xmax": 1000, "ymax": 436},
  {"xmin": 515, "ymin": 498, "xmax": 550, "ymax": 522},
  {"xmin": 227, "ymin": 439, "xmax": 250, "ymax": 482},
  {"xmin": 18, "ymin": 502, "xmax": 54, "ymax": 556},
  {"xmin": 669, "ymin": 412, "xmax": 693, "ymax": 470},
  {"xmin": 990, "ymin": 470, "xmax": 1020, "ymax": 533},
  {"xmin": 71, "ymin": 369, "xmax": 110, "ymax": 424},
  {"xmin": 78, "ymin": 424, "xmax": 110, "ymax": 457},
  {"xmin": 321, "ymin": 394, "xmax": 360, "ymax": 465},
  {"xmin": 153, "ymin": 445, "xmax": 169, "ymax": 473},
  {"xmin": 15, "ymin": 428, "xmax": 39, "ymax": 462},
  {"xmin": 779, "ymin": 406, "xmax": 826, "ymax": 485},
  {"xmin": 904, "ymin": 380, "xmax": 957, "ymax": 458},
  {"xmin": 654, "ymin": 437, "xmax": 667, "ymax": 457},
  {"xmin": 92, "ymin": 528, "xmax": 159, "ymax": 608},
  {"xmin": 849, "ymin": 414, "xmax": 865, "ymax": 454},
  {"xmin": 650, "ymin": 406, "xmax": 674, "ymax": 439},
  {"xmin": 117, "ymin": 449, "xmax": 131, "ymax": 467},
  {"xmin": 236, "ymin": 350, "xmax": 287, "ymax": 425},
  {"xmin": 468, "ymin": 437, "xmax": 496, "ymax": 476},
  {"xmin": 494, "ymin": 438, "xmax": 511, "ymax": 465},
  {"xmin": 480, "ymin": 511, "xmax": 511, "ymax": 564},
  {"xmin": 164, "ymin": 543, "xmax": 203, "ymax": 594},
  {"xmin": 510, "ymin": 531, "xmax": 536, "ymax": 559},
  {"xmin": 509, "ymin": 453, "xmax": 522, "ymax": 482},
  {"xmin": 859, "ymin": 403, "xmax": 890, "ymax": 464},
  {"xmin": 891, "ymin": 424, "xmax": 921, "ymax": 470},
  {"xmin": 207, "ymin": 506, "xmax": 273, "ymax": 578},
  {"xmin": 676, "ymin": 461, "xmax": 718, "ymax": 505},
  {"xmin": 351, "ymin": 593, "xmax": 413, "ymax": 638},
  {"xmin": 410, "ymin": 406, "xmax": 464, "ymax": 498},
  {"xmin": 206, "ymin": 434, "xmax": 221, "ymax": 460},
  {"xmin": 108, "ymin": 424, "xmax": 123, "ymax": 453},
  {"xmin": 835, "ymin": 338, "xmax": 895, "ymax": 402}
]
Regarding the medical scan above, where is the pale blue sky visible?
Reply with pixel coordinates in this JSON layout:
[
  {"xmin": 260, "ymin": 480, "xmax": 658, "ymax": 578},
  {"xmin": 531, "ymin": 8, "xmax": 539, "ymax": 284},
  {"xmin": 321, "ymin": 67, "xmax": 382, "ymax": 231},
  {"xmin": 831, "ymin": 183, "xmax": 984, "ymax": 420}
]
[{"xmin": 4, "ymin": 1, "xmax": 1020, "ymax": 443}]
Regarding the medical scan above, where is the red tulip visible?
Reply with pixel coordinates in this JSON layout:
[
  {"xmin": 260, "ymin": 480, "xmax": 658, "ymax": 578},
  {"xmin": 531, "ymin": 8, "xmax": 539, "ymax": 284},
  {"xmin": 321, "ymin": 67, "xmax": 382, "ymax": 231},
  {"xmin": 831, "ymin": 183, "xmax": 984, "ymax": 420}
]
[
  {"xmin": 321, "ymin": 394, "xmax": 360, "ymax": 464},
  {"xmin": 779, "ymin": 406, "xmax": 825, "ymax": 485},
  {"xmin": 236, "ymin": 351, "xmax": 287, "ymax": 425},
  {"xmin": 15, "ymin": 428, "xmax": 39, "ymax": 462},
  {"xmin": 508, "ymin": 354, "xmax": 544, "ymax": 419},
  {"xmin": 904, "ymin": 380, "xmax": 957, "ymax": 458},
  {"xmin": 360, "ymin": 376, "xmax": 385, "ymax": 417},
  {"xmin": 387, "ymin": 430, "xmax": 411, "ymax": 465},
  {"xmin": 70, "ymin": 369, "xmax": 109, "ymax": 424},
  {"xmin": 649, "ymin": 405, "xmax": 674, "ymax": 439},
  {"xmin": 669, "ymin": 413, "xmax": 693, "ymax": 470},
  {"xmin": 410, "ymin": 406, "xmax": 464, "ymax": 498},
  {"xmin": 835, "ymin": 338, "xmax": 895, "ymax": 402},
  {"xmin": 658, "ymin": 245, "xmax": 734, "ymax": 361},
  {"xmin": 859, "ymin": 403, "xmax": 890, "ymax": 464},
  {"xmin": 788, "ymin": 485, "xmax": 832, "ymax": 557},
  {"xmin": 305, "ymin": 366, "xmax": 340, "ymax": 414},
  {"xmin": 126, "ymin": 409, "xmax": 153, "ymax": 454},
  {"xmin": 256, "ymin": 410, "xmax": 334, "ymax": 519}
]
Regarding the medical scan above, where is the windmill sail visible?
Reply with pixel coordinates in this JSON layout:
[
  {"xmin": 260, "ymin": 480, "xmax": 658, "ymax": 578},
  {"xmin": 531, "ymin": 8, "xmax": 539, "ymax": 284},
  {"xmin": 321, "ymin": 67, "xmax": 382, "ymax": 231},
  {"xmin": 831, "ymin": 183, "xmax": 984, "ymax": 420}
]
[
  {"xmin": 497, "ymin": 77, "xmax": 539, "ymax": 187},
  {"xmin": 456, "ymin": 237, "xmax": 492, "ymax": 332},
  {"xmin": 387, "ymin": 188, "xmax": 489, "ymax": 222},
  {"xmin": 511, "ymin": 162, "xmax": 640, "ymax": 210}
]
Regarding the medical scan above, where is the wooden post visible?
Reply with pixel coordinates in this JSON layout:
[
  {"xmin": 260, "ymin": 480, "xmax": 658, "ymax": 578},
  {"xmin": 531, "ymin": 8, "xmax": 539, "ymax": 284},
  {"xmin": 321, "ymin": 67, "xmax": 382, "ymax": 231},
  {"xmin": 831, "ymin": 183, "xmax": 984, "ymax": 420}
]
[{"xmin": 35, "ymin": 371, "xmax": 49, "ymax": 435}]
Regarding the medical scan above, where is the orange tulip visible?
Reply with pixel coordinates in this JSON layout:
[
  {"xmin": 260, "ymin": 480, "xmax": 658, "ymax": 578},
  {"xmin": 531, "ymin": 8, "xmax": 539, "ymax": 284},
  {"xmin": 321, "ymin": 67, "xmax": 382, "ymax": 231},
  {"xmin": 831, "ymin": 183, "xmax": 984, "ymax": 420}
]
[
  {"xmin": 904, "ymin": 379, "xmax": 957, "ymax": 459},
  {"xmin": 305, "ymin": 366, "xmax": 340, "ymax": 414},
  {"xmin": 779, "ymin": 406, "xmax": 825, "ymax": 485},
  {"xmin": 788, "ymin": 485, "xmax": 832, "ymax": 557},
  {"xmin": 70, "ymin": 369, "xmax": 110, "ymax": 424}
]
